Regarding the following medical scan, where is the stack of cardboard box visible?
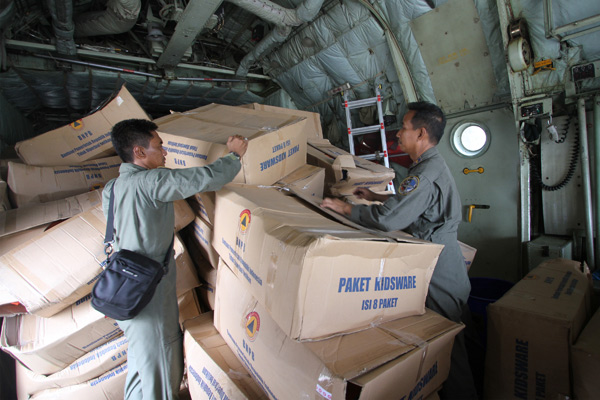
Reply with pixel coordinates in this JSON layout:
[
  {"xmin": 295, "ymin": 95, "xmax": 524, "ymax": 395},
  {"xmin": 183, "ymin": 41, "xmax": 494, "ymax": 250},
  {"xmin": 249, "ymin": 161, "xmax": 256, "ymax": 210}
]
[
  {"xmin": 0, "ymin": 87, "xmax": 201, "ymax": 399},
  {"xmin": 1, "ymin": 90, "xmax": 464, "ymax": 399},
  {"xmin": 153, "ymin": 102, "xmax": 466, "ymax": 399}
]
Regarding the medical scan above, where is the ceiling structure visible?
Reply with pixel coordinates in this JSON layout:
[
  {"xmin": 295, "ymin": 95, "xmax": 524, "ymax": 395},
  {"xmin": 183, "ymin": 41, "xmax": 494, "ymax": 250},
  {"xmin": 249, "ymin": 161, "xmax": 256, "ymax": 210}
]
[{"xmin": 0, "ymin": 0, "xmax": 599, "ymax": 152}]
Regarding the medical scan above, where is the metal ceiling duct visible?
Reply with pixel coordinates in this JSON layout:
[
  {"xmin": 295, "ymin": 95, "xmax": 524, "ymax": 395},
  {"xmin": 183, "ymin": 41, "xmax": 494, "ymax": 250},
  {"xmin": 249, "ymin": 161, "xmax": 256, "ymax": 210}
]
[
  {"xmin": 74, "ymin": 0, "xmax": 142, "ymax": 37},
  {"xmin": 46, "ymin": 0, "xmax": 76, "ymax": 55},
  {"xmin": 229, "ymin": 0, "xmax": 324, "ymax": 76}
]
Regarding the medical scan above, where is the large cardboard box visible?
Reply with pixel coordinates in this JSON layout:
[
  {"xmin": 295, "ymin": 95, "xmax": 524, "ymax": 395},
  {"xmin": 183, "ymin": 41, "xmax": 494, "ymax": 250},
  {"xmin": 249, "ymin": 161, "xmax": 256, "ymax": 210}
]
[
  {"xmin": 0, "ymin": 199, "xmax": 197, "ymax": 318},
  {"xmin": 16, "ymin": 334, "xmax": 128, "ymax": 399},
  {"xmin": 0, "ymin": 205, "xmax": 106, "ymax": 317},
  {"xmin": 0, "ymin": 294, "xmax": 122, "ymax": 375},
  {"xmin": 178, "ymin": 289, "xmax": 202, "ymax": 327},
  {"xmin": 571, "ymin": 307, "xmax": 600, "ymax": 400},
  {"xmin": 195, "ymin": 254, "xmax": 218, "ymax": 312},
  {"xmin": 15, "ymin": 86, "xmax": 148, "ymax": 166},
  {"xmin": 307, "ymin": 139, "xmax": 395, "ymax": 196},
  {"xmin": 154, "ymin": 103, "xmax": 308, "ymax": 185},
  {"xmin": 174, "ymin": 233, "xmax": 201, "ymax": 297},
  {"xmin": 239, "ymin": 103, "xmax": 323, "ymax": 140},
  {"xmin": 7, "ymin": 156, "xmax": 121, "ymax": 207},
  {"xmin": 187, "ymin": 191, "xmax": 217, "ymax": 226},
  {"xmin": 0, "ymin": 189, "xmax": 102, "ymax": 237},
  {"xmin": 215, "ymin": 264, "xmax": 462, "ymax": 400},
  {"xmin": 213, "ymin": 185, "xmax": 443, "ymax": 341},
  {"xmin": 484, "ymin": 258, "xmax": 592, "ymax": 400},
  {"xmin": 184, "ymin": 215, "xmax": 219, "ymax": 269},
  {"xmin": 183, "ymin": 312, "xmax": 268, "ymax": 400},
  {"xmin": 28, "ymin": 362, "xmax": 127, "ymax": 399}
]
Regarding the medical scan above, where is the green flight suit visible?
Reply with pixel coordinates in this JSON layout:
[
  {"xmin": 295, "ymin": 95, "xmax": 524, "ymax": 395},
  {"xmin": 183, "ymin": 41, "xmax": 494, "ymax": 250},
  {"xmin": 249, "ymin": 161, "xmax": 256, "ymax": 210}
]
[
  {"xmin": 102, "ymin": 153, "xmax": 240, "ymax": 400},
  {"xmin": 349, "ymin": 147, "xmax": 477, "ymax": 399}
]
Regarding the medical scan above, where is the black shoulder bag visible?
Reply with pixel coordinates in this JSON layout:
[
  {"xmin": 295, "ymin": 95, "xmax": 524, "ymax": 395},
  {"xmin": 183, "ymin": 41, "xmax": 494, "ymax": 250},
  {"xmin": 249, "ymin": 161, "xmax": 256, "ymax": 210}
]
[{"xmin": 91, "ymin": 184, "xmax": 174, "ymax": 320}]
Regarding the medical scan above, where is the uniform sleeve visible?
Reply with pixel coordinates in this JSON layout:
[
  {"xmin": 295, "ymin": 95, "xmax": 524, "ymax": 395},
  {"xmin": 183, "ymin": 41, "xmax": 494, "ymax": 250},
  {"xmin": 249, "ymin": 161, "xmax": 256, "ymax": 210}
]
[
  {"xmin": 146, "ymin": 153, "xmax": 241, "ymax": 202},
  {"xmin": 349, "ymin": 175, "xmax": 436, "ymax": 231}
]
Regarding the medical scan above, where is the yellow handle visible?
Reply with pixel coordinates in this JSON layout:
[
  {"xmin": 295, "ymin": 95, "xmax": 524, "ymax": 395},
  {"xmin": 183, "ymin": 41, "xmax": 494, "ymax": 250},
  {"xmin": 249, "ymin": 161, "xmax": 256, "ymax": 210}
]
[
  {"xmin": 463, "ymin": 167, "xmax": 484, "ymax": 175},
  {"xmin": 467, "ymin": 204, "xmax": 490, "ymax": 223}
]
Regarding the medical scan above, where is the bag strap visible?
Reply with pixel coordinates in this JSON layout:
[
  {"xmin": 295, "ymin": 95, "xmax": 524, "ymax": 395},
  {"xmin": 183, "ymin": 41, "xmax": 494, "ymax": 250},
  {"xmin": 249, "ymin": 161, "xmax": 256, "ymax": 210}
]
[{"xmin": 105, "ymin": 182, "xmax": 175, "ymax": 274}]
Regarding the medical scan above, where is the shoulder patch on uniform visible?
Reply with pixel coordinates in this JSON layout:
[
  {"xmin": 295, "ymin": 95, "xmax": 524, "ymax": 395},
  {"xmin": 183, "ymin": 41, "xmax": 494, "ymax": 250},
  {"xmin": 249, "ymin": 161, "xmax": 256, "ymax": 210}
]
[{"xmin": 399, "ymin": 176, "xmax": 420, "ymax": 195}]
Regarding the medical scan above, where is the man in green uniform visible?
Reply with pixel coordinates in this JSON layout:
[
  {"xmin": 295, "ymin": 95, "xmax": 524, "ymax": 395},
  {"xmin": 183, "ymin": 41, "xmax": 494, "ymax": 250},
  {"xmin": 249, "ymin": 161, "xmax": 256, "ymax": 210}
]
[
  {"xmin": 321, "ymin": 102, "xmax": 477, "ymax": 399},
  {"xmin": 103, "ymin": 119, "xmax": 247, "ymax": 399}
]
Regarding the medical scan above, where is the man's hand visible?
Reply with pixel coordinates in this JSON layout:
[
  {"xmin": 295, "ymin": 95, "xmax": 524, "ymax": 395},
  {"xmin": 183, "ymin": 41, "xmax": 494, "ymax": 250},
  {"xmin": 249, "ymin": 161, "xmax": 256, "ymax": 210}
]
[
  {"xmin": 354, "ymin": 187, "xmax": 392, "ymax": 203},
  {"xmin": 227, "ymin": 135, "xmax": 248, "ymax": 157},
  {"xmin": 321, "ymin": 197, "xmax": 353, "ymax": 216}
]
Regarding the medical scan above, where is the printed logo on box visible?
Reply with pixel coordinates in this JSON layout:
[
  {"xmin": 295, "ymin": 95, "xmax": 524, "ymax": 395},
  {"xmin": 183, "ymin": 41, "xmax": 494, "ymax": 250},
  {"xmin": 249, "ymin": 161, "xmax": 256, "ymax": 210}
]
[
  {"xmin": 239, "ymin": 209, "xmax": 251, "ymax": 234},
  {"xmin": 245, "ymin": 311, "xmax": 260, "ymax": 341},
  {"xmin": 70, "ymin": 119, "xmax": 84, "ymax": 130}
]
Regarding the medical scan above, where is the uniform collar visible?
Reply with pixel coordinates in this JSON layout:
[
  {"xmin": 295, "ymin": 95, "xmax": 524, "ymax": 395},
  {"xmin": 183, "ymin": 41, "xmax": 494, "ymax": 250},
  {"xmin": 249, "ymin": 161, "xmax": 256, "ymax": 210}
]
[
  {"xmin": 410, "ymin": 147, "xmax": 439, "ymax": 168},
  {"xmin": 118, "ymin": 162, "xmax": 147, "ymax": 176}
]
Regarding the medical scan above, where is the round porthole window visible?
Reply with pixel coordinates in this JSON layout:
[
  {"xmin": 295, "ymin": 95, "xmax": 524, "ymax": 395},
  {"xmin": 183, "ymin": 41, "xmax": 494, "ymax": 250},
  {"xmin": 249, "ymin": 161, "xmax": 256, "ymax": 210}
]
[{"xmin": 450, "ymin": 122, "xmax": 490, "ymax": 158}]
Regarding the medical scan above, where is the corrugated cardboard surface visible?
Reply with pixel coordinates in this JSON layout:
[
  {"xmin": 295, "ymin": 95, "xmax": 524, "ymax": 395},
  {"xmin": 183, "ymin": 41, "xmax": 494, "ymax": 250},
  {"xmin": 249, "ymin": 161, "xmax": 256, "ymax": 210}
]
[
  {"xmin": 571, "ymin": 306, "xmax": 600, "ymax": 400},
  {"xmin": 484, "ymin": 258, "xmax": 592, "ymax": 400},
  {"xmin": 307, "ymin": 139, "xmax": 395, "ymax": 196},
  {"xmin": 174, "ymin": 233, "xmax": 201, "ymax": 297},
  {"xmin": 184, "ymin": 215, "xmax": 219, "ymax": 269},
  {"xmin": 1, "ymin": 295, "xmax": 122, "ymax": 375},
  {"xmin": 155, "ymin": 103, "xmax": 308, "ymax": 185},
  {"xmin": 0, "ymin": 190, "xmax": 102, "ymax": 237},
  {"xmin": 183, "ymin": 312, "xmax": 268, "ymax": 400},
  {"xmin": 214, "ymin": 264, "xmax": 461, "ymax": 400},
  {"xmin": 239, "ymin": 103, "xmax": 323, "ymax": 140},
  {"xmin": 28, "ymin": 362, "xmax": 127, "ymax": 399},
  {"xmin": 7, "ymin": 156, "xmax": 121, "ymax": 207},
  {"xmin": 177, "ymin": 290, "xmax": 202, "ymax": 327},
  {"xmin": 15, "ymin": 86, "xmax": 148, "ymax": 166},
  {"xmin": 275, "ymin": 164, "xmax": 325, "ymax": 200},
  {"xmin": 0, "ymin": 205, "xmax": 106, "ymax": 317},
  {"xmin": 16, "ymin": 334, "xmax": 128, "ymax": 399},
  {"xmin": 213, "ymin": 184, "xmax": 442, "ymax": 341},
  {"xmin": 187, "ymin": 191, "xmax": 216, "ymax": 226}
]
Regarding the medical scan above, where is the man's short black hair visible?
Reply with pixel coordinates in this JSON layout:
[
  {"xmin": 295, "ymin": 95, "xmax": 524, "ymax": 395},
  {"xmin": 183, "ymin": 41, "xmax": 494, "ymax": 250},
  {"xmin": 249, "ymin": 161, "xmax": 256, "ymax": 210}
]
[
  {"xmin": 111, "ymin": 119, "xmax": 158, "ymax": 163},
  {"xmin": 407, "ymin": 101, "xmax": 446, "ymax": 144}
]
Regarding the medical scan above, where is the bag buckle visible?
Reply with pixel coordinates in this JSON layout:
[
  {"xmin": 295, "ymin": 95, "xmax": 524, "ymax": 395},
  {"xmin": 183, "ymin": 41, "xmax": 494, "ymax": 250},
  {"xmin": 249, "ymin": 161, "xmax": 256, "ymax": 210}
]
[{"xmin": 104, "ymin": 241, "xmax": 114, "ymax": 256}]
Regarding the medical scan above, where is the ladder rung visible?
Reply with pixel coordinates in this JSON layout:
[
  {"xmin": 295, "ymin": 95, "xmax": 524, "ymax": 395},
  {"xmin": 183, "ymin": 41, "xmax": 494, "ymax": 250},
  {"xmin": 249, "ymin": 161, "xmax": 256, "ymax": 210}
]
[
  {"xmin": 345, "ymin": 96, "xmax": 379, "ymax": 109},
  {"xmin": 348, "ymin": 125, "xmax": 383, "ymax": 136}
]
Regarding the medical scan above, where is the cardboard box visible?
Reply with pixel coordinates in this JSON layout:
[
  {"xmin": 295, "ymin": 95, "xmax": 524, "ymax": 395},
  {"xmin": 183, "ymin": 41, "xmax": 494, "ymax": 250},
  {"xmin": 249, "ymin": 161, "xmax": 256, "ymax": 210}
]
[
  {"xmin": 7, "ymin": 156, "xmax": 121, "ymax": 207},
  {"xmin": 571, "ymin": 307, "xmax": 600, "ymax": 400},
  {"xmin": 0, "ymin": 179, "xmax": 11, "ymax": 210},
  {"xmin": 28, "ymin": 362, "xmax": 127, "ymax": 400},
  {"xmin": 458, "ymin": 240, "xmax": 477, "ymax": 271},
  {"xmin": 307, "ymin": 139, "xmax": 395, "ymax": 196},
  {"xmin": 0, "ymin": 189, "xmax": 102, "ymax": 237},
  {"xmin": 215, "ymin": 264, "xmax": 462, "ymax": 400},
  {"xmin": 213, "ymin": 185, "xmax": 443, "ymax": 341},
  {"xmin": 178, "ymin": 289, "xmax": 202, "ymax": 327},
  {"xmin": 15, "ymin": 86, "xmax": 148, "ymax": 166},
  {"xmin": 174, "ymin": 233, "xmax": 201, "ymax": 297},
  {"xmin": 192, "ymin": 254, "xmax": 218, "ymax": 312},
  {"xmin": 187, "ymin": 191, "xmax": 216, "ymax": 226},
  {"xmin": 484, "ymin": 258, "xmax": 592, "ymax": 400},
  {"xmin": 0, "ymin": 198, "xmax": 199, "ymax": 318},
  {"xmin": 0, "ymin": 224, "xmax": 51, "ymax": 256},
  {"xmin": 239, "ymin": 103, "xmax": 323, "ymax": 140},
  {"xmin": 0, "ymin": 294, "xmax": 122, "ymax": 375},
  {"xmin": 16, "ymin": 334, "xmax": 128, "ymax": 399},
  {"xmin": 0, "ymin": 205, "xmax": 107, "ymax": 317},
  {"xmin": 184, "ymin": 215, "xmax": 219, "ymax": 269},
  {"xmin": 275, "ymin": 164, "xmax": 325, "ymax": 200},
  {"xmin": 154, "ymin": 103, "xmax": 308, "ymax": 185},
  {"xmin": 183, "ymin": 312, "xmax": 268, "ymax": 400},
  {"xmin": 174, "ymin": 198, "xmax": 195, "ymax": 232}
]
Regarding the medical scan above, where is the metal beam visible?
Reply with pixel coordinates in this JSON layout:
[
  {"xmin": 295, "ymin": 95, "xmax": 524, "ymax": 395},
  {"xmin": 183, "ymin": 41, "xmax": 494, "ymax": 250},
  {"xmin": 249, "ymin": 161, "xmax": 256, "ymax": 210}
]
[{"xmin": 156, "ymin": 0, "xmax": 223, "ymax": 69}]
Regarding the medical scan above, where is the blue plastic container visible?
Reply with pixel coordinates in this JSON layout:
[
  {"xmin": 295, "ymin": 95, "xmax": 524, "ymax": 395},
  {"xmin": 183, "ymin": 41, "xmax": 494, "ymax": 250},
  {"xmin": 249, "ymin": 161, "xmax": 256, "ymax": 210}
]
[
  {"xmin": 468, "ymin": 277, "xmax": 514, "ymax": 320},
  {"xmin": 467, "ymin": 277, "xmax": 514, "ymax": 347}
]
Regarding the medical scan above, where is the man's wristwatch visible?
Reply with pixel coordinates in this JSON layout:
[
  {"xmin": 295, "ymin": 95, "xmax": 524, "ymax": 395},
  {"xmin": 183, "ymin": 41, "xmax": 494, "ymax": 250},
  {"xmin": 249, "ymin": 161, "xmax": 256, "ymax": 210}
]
[{"xmin": 229, "ymin": 151, "xmax": 241, "ymax": 160}]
